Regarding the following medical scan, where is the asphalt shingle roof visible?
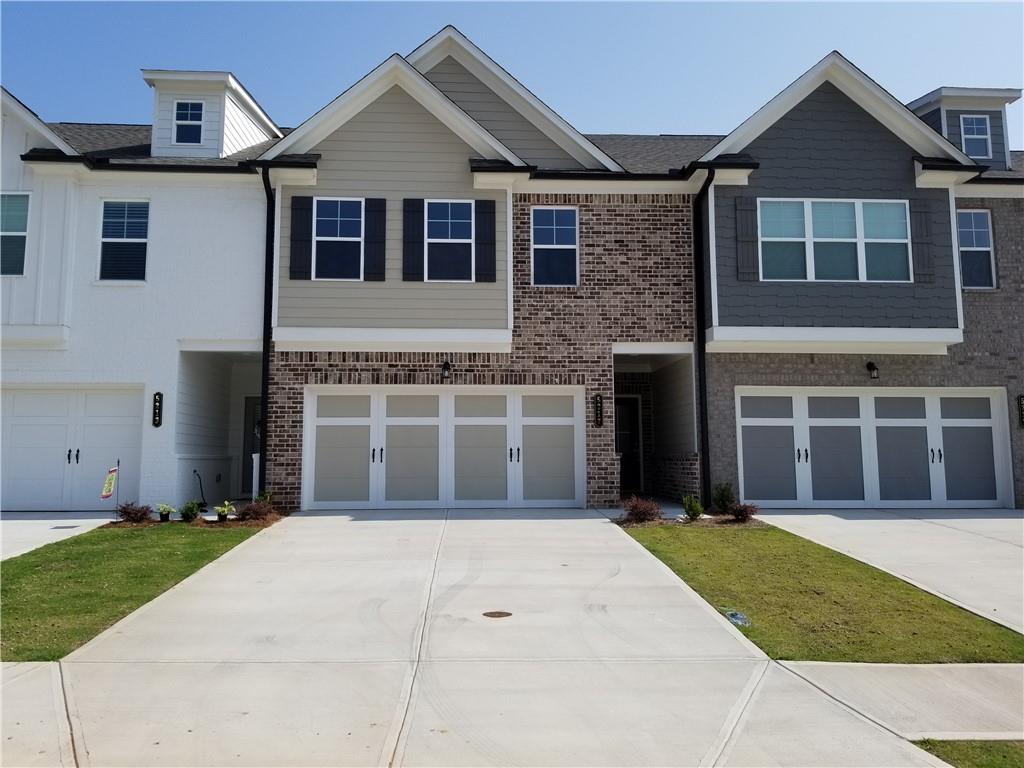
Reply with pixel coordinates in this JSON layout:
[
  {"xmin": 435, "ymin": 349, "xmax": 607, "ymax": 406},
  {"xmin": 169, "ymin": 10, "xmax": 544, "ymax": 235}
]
[{"xmin": 585, "ymin": 134, "xmax": 724, "ymax": 174}]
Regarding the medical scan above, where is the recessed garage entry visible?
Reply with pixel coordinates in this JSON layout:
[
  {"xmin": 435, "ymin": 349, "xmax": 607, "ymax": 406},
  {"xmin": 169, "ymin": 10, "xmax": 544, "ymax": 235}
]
[
  {"xmin": 736, "ymin": 387, "xmax": 1014, "ymax": 508},
  {"xmin": 302, "ymin": 386, "xmax": 586, "ymax": 509}
]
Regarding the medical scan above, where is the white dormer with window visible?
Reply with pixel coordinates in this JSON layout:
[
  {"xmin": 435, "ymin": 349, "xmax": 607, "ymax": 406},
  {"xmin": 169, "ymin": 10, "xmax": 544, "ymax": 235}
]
[
  {"xmin": 142, "ymin": 70, "xmax": 282, "ymax": 159},
  {"xmin": 907, "ymin": 87, "xmax": 1021, "ymax": 171}
]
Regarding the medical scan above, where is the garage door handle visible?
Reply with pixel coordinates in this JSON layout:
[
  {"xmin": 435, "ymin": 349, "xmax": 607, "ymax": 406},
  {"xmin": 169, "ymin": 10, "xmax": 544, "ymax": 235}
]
[
  {"xmin": 516, "ymin": 447, "xmax": 520, "ymax": 463},
  {"xmin": 509, "ymin": 448, "xmax": 513, "ymax": 463},
  {"xmin": 75, "ymin": 449, "xmax": 80, "ymax": 464},
  {"xmin": 380, "ymin": 446, "xmax": 384, "ymax": 464},
  {"xmin": 938, "ymin": 448, "xmax": 943, "ymax": 464},
  {"xmin": 804, "ymin": 449, "xmax": 808, "ymax": 463},
  {"xmin": 796, "ymin": 449, "xmax": 801, "ymax": 463},
  {"xmin": 372, "ymin": 448, "xmax": 376, "ymax": 463},
  {"xmin": 67, "ymin": 449, "xmax": 72, "ymax": 464},
  {"xmin": 931, "ymin": 448, "xmax": 935, "ymax": 463}
]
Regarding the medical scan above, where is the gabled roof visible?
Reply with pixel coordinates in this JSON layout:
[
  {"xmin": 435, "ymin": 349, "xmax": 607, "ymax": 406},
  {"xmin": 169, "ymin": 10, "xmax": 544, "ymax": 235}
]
[
  {"xmin": 699, "ymin": 51, "xmax": 975, "ymax": 166},
  {"xmin": 586, "ymin": 134, "xmax": 723, "ymax": 174},
  {"xmin": 407, "ymin": 26, "xmax": 623, "ymax": 172},
  {"xmin": 1, "ymin": 87, "xmax": 78, "ymax": 155},
  {"xmin": 260, "ymin": 53, "xmax": 524, "ymax": 165}
]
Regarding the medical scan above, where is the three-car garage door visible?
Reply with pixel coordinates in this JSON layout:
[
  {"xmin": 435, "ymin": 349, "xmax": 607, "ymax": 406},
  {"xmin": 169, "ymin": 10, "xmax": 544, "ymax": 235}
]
[
  {"xmin": 303, "ymin": 386, "xmax": 586, "ymax": 509},
  {"xmin": 736, "ymin": 387, "xmax": 1014, "ymax": 508},
  {"xmin": 1, "ymin": 388, "xmax": 143, "ymax": 511}
]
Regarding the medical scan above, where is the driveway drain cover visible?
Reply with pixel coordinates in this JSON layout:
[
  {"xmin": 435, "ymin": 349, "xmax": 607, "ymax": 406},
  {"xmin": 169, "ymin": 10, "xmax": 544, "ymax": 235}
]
[
  {"xmin": 724, "ymin": 610, "xmax": 750, "ymax": 627},
  {"xmin": 482, "ymin": 611, "xmax": 512, "ymax": 619}
]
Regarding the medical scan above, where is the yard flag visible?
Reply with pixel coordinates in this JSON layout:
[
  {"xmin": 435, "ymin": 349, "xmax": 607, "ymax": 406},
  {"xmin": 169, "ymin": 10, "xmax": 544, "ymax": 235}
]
[{"xmin": 100, "ymin": 466, "xmax": 118, "ymax": 499}]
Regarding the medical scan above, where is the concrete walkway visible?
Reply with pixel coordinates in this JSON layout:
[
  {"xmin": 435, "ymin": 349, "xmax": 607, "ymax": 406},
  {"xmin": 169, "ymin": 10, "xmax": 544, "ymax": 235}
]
[
  {"xmin": 1, "ymin": 511, "xmax": 111, "ymax": 560},
  {"xmin": 758, "ymin": 508, "xmax": 1024, "ymax": 632},
  {"xmin": 3, "ymin": 511, "xmax": 945, "ymax": 767}
]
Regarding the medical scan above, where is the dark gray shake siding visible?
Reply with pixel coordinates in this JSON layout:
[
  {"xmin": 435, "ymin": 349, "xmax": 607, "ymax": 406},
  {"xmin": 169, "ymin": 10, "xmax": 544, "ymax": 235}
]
[
  {"xmin": 713, "ymin": 82, "xmax": 958, "ymax": 329},
  {"xmin": 945, "ymin": 109, "xmax": 1008, "ymax": 169},
  {"xmin": 918, "ymin": 107, "xmax": 942, "ymax": 134}
]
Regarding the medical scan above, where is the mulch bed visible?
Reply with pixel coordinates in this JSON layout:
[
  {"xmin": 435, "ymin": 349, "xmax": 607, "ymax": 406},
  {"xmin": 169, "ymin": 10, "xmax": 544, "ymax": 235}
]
[
  {"xmin": 103, "ymin": 513, "xmax": 282, "ymax": 530},
  {"xmin": 618, "ymin": 515, "xmax": 769, "ymax": 529}
]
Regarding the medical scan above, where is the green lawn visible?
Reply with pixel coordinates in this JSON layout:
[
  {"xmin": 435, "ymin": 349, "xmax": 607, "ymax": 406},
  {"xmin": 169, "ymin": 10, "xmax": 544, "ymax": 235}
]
[
  {"xmin": 628, "ymin": 524, "xmax": 1024, "ymax": 663},
  {"xmin": 1, "ymin": 525, "xmax": 257, "ymax": 661},
  {"xmin": 916, "ymin": 740, "xmax": 1024, "ymax": 768}
]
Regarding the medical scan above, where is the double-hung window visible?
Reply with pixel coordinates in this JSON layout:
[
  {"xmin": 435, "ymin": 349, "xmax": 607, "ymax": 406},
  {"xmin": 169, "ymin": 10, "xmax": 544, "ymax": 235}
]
[
  {"xmin": 314, "ymin": 198, "xmax": 363, "ymax": 280},
  {"xmin": 957, "ymin": 209, "xmax": 995, "ymax": 289},
  {"xmin": 100, "ymin": 201, "xmax": 149, "ymax": 281},
  {"xmin": 759, "ymin": 199, "xmax": 911, "ymax": 282},
  {"xmin": 174, "ymin": 101, "xmax": 203, "ymax": 145},
  {"xmin": 425, "ymin": 200, "xmax": 473, "ymax": 281},
  {"xmin": 532, "ymin": 207, "xmax": 578, "ymax": 286},
  {"xmin": 960, "ymin": 115, "xmax": 991, "ymax": 159},
  {"xmin": 1, "ymin": 193, "xmax": 29, "ymax": 276}
]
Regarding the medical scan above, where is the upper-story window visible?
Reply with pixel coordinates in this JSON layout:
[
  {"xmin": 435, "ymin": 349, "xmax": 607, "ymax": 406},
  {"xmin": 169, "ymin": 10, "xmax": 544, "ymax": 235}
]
[
  {"xmin": 759, "ymin": 199, "xmax": 911, "ymax": 283},
  {"xmin": 314, "ymin": 198, "xmax": 363, "ymax": 280},
  {"xmin": 957, "ymin": 209, "xmax": 995, "ymax": 289},
  {"xmin": 1, "ymin": 193, "xmax": 29, "ymax": 276},
  {"xmin": 532, "ymin": 207, "xmax": 578, "ymax": 286},
  {"xmin": 960, "ymin": 115, "xmax": 992, "ymax": 159},
  {"xmin": 174, "ymin": 101, "xmax": 204, "ymax": 145},
  {"xmin": 425, "ymin": 200, "xmax": 473, "ymax": 281},
  {"xmin": 100, "ymin": 201, "xmax": 149, "ymax": 281}
]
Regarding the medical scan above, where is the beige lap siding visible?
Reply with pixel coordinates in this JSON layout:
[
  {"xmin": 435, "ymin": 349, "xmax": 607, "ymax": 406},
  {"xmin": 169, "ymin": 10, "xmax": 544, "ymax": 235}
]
[{"xmin": 266, "ymin": 193, "xmax": 695, "ymax": 511}]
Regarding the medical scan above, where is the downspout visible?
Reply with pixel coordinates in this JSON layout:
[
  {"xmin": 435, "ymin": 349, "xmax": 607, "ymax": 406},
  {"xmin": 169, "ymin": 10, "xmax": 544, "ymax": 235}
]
[
  {"xmin": 258, "ymin": 167, "xmax": 275, "ymax": 495},
  {"xmin": 692, "ymin": 168, "xmax": 715, "ymax": 504}
]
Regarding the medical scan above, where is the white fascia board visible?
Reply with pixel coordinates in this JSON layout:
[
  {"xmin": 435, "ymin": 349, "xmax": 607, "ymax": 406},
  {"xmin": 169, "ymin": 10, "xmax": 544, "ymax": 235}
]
[
  {"xmin": 273, "ymin": 326, "xmax": 513, "ymax": 353},
  {"xmin": 473, "ymin": 173, "xmax": 701, "ymax": 195},
  {"xmin": 706, "ymin": 326, "xmax": 962, "ymax": 355},
  {"xmin": 407, "ymin": 26, "xmax": 624, "ymax": 172},
  {"xmin": 700, "ymin": 52, "xmax": 975, "ymax": 166},
  {"xmin": 177, "ymin": 338, "xmax": 263, "ymax": 352},
  {"xmin": 954, "ymin": 183, "xmax": 1024, "ymax": 199},
  {"xmin": 915, "ymin": 163, "xmax": 981, "ymax": 188},
  {"xmin": 1, "ymin": 89, "xmax": 78, "ymax": 155},
  {"xmin": 907, "ymin": 87, "xmax": 1022, "ymax": 113},
  {"xmin": 260, "ymin": 54, "xmax": 523, "ymax": 166},
  {"xmin": 0, "ymin": 324, "xmax": 70, "ymax": 350},
  {"xmin": 611, "ymin": 342, "xmax": 694, "ymax": 355}
]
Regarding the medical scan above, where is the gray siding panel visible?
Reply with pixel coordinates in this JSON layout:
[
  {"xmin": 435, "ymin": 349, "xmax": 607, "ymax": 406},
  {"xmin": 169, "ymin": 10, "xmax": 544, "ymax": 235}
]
[
  {"xmin": 918, "ymin": 108, "xmax": 942, "ymax": 134},
  {"xmin": 277, "ymin": 85, "xmax": 507, "ymax": 329},
  {"xmin": 946, "ymin": 109, "xmax": 1007, "ymax": 169},
  {"xmin": 423, "ymin": 56, "xmax": 584, "ymax": 170},
  {"xmin": 713, "ymin": 81, "xmax": 958, "ymax": 329}
]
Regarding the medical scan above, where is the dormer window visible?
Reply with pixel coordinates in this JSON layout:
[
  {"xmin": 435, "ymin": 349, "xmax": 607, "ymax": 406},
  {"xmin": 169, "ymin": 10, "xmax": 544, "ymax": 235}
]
[
  {"xmin": 174, "ymin": 101, "xmax": 204, "ymax": 145},
  {"xmin": 960, "ymin": 115, "xmax": 991, "ymax": 159}
]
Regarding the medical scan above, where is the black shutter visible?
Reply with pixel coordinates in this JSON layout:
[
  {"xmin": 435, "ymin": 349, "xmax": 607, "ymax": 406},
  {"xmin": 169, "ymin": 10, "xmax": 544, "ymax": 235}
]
[
  {"xmin": 290, "ymin": 196, "xmax": 313, "ymax": 280},
  {"xmin": 910, "ymin": 200, "xmax": 934, "ymax": 283},
  {"xmin": 364, "ymin": 198, "xmax": 386, "ymax": 281},
  {"xmin": 403, "ymin": 199, "xmax": 424, "ymax": 281},
  {"xmin": 475, "ymin": 199, "xmax": 496, "ymax": 282},
  {"xmin": 735, "ymin": 197, "xmax": 759, "ymax": 281}
]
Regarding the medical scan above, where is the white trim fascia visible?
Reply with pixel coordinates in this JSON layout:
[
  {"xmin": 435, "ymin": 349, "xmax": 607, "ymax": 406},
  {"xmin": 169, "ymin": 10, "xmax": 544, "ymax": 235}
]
[
  {"xmin": 177, "ymin": 338, "xmax": 263, "ymax": 352},
  {"xmin": 914, "ymin": 162, "xmax": 980, "ymax": 188},
  {"xmin": 1, "ymin": 88, "xmax": 78, "ymax": 155},
  {"xmin": 948, "ymin": 188, "xmax": 965, "ymax": 329},
  {"xmin": 473, "ymin": 173, "xmax": 701, "ymax": 194},
  {"xmin": 260, "ymin": 55, "xmax": 523, "ymax": 166},
  {"xmin": 273, "ymin": 326, "xmax": 513, "ymax": 353},
  {"xmin": 700, "ymin": 52, "xmax": 975, "ymax": 165},
  {"xmin": 141, "ymin": 70, "xmax": 282, "ymax": 138},
  {"xmin": 706, "ymin": 326, "xmax": 962, "ymax": 355},
  {"xmin": 708, "ymin": 182, "xmax": 719, "ymax": 327},
  {"xmin": 953, "ymin": 183, "xmax": 1024, "ymax": 200},
  {"xmin": 906, "ymin": 87, "xmax": 1022, "ymax": 113},
  {"xmin": 0, "ymin": 324, "xmax": 70, "ymax": 349},
  {"xmin": 407, "ymin": 26, "xmax": 624, "ymax": 172},
  {"xmin": 611, "ymin": 342, "xmax": 694, "ymax": 355}
]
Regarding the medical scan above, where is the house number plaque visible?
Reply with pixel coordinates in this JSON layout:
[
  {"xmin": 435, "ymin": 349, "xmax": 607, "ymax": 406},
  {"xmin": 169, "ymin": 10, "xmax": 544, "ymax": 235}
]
[{"xmin": 152, "ymin": 392, "xmax": 163, "ymax": 428}]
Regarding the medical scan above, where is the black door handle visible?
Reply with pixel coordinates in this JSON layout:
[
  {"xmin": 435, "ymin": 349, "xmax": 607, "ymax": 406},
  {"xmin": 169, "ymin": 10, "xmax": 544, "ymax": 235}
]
[
  {"xmin": 371, "ymin": 448, "xmax": 376, "ymax": 463},
  {"xmin": 804, "ymin": 449, "xmax": 809, "ymax": 463},
  {"xmin": 67, "ymin": 449, "xmax": 72, "ymax": 464},
  {"xmin": 509, "ymin": 448, "xmax": 513, "ymax": 462},
  {"xmin": 380, "ymin": 446, "xmax": 384, "ymax": 463},
  {"xmin": 938, "ymin": 448, "xmax": 943, "ymax": 464},
  {"xmin": 75, "ymin": 449, "xmax": 80, "ymax": 464},
  {"xmin": 931, "ymin": 448, "xmax": 935, "ymax": 463},
  {"xmin": 516, "ymin": 447, "xmax": 520, "ymax": 463},
  {"xmin": 796, "ymin": 449, "xmax": 801, "ymax": 463}
]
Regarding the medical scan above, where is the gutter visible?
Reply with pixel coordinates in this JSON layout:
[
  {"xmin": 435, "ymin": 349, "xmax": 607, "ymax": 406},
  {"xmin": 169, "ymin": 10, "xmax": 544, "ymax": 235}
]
[
  {"xmin": 691, "ymin": 168, "xmax": 716, "ymax": 505},
  {"xmin": 258, "ymin": 167, "xmax": 275, "ymax": 495}
]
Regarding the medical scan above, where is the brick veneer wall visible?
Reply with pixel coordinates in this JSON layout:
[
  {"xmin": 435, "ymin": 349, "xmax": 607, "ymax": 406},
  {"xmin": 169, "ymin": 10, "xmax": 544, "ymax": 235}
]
[
  {"xmin": 267, "ymin": 193, "xmax": 694, "ymax": 512},
  {"xmin": 705, "ymin": 197, "xmax": 1023, "ymax": 505}
]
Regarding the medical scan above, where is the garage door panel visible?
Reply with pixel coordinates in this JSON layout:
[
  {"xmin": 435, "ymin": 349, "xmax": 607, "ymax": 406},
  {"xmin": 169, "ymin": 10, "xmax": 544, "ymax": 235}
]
[
  {"xmin": 876, "ymin": 426, "xmax": 932, "ymax": 501},
  {"xmin": 741, "ymin": 425, "xmax": 797, "ymax": 501},
  {"xmin": 454, "ymin": 425, "xmax": 508, "ymax": 501},
  {"xmin": 83, "ymin": 390, "xmax": 143, "ymax": 418},
  {"xmin": 384, "ymin": 425, "xmax": 439, "ymax": 502},
  {"xmin": 810, "ymin": 425, "xmax": 864, "ymax": 501},
  {"xmin": 942, "ymin": 426, "xmax": 997, "ymax": 501},
  {"xmin": 522, "ymin": 424, "xmax": 575, "ymax": 501},
  {"xmin": 8, "ymin": 390, "xmax": 74, "ymax": 418},
  {"xmin": 314, "ymin": 425, "xmax": 370, "ymax": 503}
]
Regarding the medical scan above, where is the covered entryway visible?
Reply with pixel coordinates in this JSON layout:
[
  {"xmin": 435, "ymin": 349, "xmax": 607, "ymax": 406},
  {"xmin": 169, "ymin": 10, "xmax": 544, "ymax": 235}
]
[
  {"xmin": 1, "ymin": 387, "xmax": 143, "ymax": 511},
  {"xmin": 303, "ymin": 387, "xmax": 585, "ymax": 509},
  {"xmin": 736, "ymin": 387, "xmax": 1014, "ymax": 508}
]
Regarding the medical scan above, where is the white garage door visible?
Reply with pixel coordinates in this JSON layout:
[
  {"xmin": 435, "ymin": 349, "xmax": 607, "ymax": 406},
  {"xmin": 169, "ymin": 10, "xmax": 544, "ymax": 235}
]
[
  {"xmin": 1, "ymin": 388, "xmax": 143, "ymax": 511},
  {"xmin": 736, "ymin": 387, "xmax": 1014, "ymax": 508},
  {"xmin": 303, "ymin": 387, "xmax": 586, "ymax": 509}
]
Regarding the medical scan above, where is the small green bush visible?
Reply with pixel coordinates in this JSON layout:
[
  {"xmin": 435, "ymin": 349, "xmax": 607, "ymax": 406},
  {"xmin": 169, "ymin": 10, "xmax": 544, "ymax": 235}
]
[
  {"xmin": 622, "ymin": 496, "xmax": 661, "ymax": 524},
  {"xmin": 682, "ymin": 495, "xmax": 703, "ymax": 521},
  {"xmin": 116, "ymin": 503, "xmax": 153, "ymax": 524},
  {"xmin": 178, "ymin": 500, "xmax": 202, "ymax": 523},
  {"xmin": 711, "ymin": 483, "xmax": 736, "ymax": 515}
]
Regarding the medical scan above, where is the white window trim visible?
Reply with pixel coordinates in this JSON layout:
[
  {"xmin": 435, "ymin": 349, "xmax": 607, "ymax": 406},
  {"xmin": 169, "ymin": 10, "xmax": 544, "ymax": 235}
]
[
  {"xmin": 757, "ymin": 198, "xmax": 913, "ymax": 284},
  {"xmin": 956, "ymin": 208, "xmax": 996, "ymax": 291},
  {"xmin": 959, "ymin": 114, "xmax": 992, "ymax": 160},
  {"xmin": 172, "ymin": 100, "xmax": 204, "ymax": 146},
  {"xmin": 424, "ymin": 198, "xmax": 475, "ymax": 283},
  {"xmin": 98, "ymin": 198, "xmax": 149, "ymax": 283},
  {"xmin": 0, "ymin": 190, "xmax": 31, "ymax": 278},
  {"xmin": 530, "ymin": 205, "xmax": 579, "ymax": 287},
  {"xmin": 312, "ymin": 196, "xmax": 364, "ymax": 282}
]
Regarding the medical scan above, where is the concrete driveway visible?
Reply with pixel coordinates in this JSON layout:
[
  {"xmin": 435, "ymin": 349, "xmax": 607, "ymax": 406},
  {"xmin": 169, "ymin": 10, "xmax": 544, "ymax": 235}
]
[
  {"xmin": 1, "ymin": 511, "xmax": 111, "ymax": 560},
  {"xmin": 758, "ymin": 508, "xmax": 1024, "ymax": 633},
  {"xmin": 3, "ymin": 510, "xmax": 943, "ymax": 767}
]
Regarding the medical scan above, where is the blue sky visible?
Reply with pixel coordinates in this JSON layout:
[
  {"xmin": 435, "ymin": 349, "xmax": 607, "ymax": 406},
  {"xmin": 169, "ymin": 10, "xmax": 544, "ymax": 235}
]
[{"xmin": 2, "ymin": 2, "xmax": 1022, "ymax": 144}]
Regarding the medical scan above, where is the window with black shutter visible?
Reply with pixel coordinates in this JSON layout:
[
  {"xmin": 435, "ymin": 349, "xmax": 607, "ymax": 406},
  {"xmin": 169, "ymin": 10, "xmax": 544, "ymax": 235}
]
[
  {"xmin": 425, "ymin": 200, "xmax": 473, "ymax": 281},
  {"xmin": 314, "ymin": 197, "xmax": 363, "ymax": 280},
  {"xmin": 100, "ymin": 201, "xmax": 149, "ymax": 281}
]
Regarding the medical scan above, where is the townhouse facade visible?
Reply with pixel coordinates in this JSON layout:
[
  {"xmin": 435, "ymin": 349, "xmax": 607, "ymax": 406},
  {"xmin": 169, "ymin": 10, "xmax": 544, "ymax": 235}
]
[{"xmin": 2, "ymin": 27, "xmax": 1021, "ymax": 513}]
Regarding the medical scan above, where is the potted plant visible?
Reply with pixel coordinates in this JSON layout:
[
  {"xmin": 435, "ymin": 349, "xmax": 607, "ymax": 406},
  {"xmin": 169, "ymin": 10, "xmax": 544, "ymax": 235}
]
[
  {"xmin": 213, "ymin": 500, "xmax": 235, "ymax": 523},
  {"xmin": 156, "ymin": 503, "xmax": 175, "ymax": 523},
  {"xmin": 178, "ymin": 500, "xmax": 201, "ymax": 523}
]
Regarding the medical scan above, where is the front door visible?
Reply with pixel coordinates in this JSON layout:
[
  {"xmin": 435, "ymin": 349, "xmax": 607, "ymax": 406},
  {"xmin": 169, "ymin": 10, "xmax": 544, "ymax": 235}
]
[{"xmin": 615, "ymin": 396, "xmax": 643, "ymax": 496}]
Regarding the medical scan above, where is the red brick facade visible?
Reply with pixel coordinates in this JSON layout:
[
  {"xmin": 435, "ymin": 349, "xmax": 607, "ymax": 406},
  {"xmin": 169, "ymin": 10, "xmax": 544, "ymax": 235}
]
[{"xmin": 266, "ymin": 193, "xmax": 695, "ymax": 512}]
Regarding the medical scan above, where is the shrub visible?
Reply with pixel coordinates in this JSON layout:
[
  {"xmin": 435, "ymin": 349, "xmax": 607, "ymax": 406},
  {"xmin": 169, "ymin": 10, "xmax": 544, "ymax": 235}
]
[
  {"xmin": 213, "ymin": 500, "xmax": 236, "ymax": 519},
  {"xmin": 711, "ymin": 483, "xmax": 736, "ymax": 515},
  {"xmin": 237, "ymin": 500, "xmax": 276, "ymax": 521},
  {"xmin": 682, "ymin": 495, "xmax": 703, "ymax": 522},
  {"xmin": 730, "ymin": 503, "xmax": 759, "ymax": 523},
  {"xmin": 117, "ymin": 502, "xmax": 153, "ymax": 524},
  {"xmin": 178, "ymin": 500, "xmax": 202, "ymax": 523},
  {"xmin": 622, "ymin": 495, "xmax": 662, "ymax": 524}
]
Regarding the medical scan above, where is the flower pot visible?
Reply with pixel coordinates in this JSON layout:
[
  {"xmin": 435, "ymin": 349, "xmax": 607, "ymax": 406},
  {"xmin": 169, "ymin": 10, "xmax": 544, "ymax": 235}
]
[
  {"xmin": 217, "ymin": 512, "xmax": 228, "ymax": 523},
  {"xmin": 159, "ymin": 512, "xmax": 170, "ymax": 523}
]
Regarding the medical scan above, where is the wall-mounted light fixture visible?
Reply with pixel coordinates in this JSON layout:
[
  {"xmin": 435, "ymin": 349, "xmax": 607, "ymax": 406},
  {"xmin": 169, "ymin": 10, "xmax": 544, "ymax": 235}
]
[
  {"xmin": 866, "ymin": 361, "xmax": 879, "ymax": 380},
  {"xmin": 440, "ymin": 360, "xmax": 452, "ymax": 381}
]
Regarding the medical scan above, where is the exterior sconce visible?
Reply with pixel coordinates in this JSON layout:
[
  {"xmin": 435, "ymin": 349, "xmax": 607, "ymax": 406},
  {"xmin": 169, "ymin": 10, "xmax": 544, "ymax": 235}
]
[
  {"xmin": 440, "ymin": 360, "xmax": 452, "ymax": 380},
  {"xmin": 866, "ymin": 361, "xmax": 879, "ymax": 380}
]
